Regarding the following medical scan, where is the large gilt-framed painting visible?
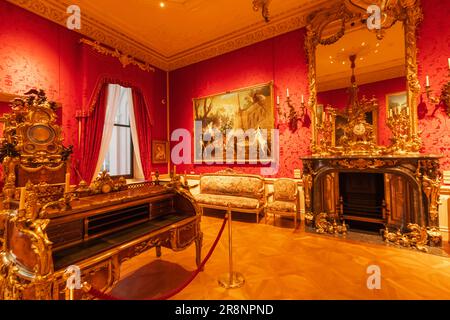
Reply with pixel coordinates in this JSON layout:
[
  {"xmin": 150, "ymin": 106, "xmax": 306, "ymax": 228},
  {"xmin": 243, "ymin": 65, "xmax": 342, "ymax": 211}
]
[{"xmin": 193, "ymin": 82, "xmax": 274, "ymax": 164}]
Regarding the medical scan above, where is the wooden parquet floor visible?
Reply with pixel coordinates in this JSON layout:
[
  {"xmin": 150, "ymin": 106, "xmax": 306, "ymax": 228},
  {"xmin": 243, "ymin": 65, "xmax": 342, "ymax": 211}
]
[{"xmin": 112, "ymin": 216, "xmax": 450, "ymax": 300}]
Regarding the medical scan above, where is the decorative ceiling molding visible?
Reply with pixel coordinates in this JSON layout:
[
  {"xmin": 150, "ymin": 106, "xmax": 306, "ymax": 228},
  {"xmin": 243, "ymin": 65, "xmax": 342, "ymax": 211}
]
[
  {"xmin": 6, "ymin": 0, "xmax": 170, "ymax": 70},
  {"xmin": 6, "ymin": 0, "xmax": 330, "ymax": 71},
  {"xmin": 80, "ymin": 38, "xmax": 156, "ymax": 73}
]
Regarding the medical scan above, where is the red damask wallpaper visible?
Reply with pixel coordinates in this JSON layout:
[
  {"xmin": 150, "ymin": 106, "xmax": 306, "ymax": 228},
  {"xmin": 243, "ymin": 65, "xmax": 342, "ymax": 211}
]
[
  {"xmin": 170, "ymin": 0, "xmax": 450, "ymax": 175},
  {"xmin": 417, "ymin": 0, "xmax": 450, "ymax": 170},
  {"xmin": 1, "ymin": 0, "xmax": 448, "ymax": 180},
  {"xmin": 0, "ymin": 0, "xmax": 168, "ymax": 181},
  {"xmin": 170, "ymin": 29, "xmax": 310, "ymax": 178}
]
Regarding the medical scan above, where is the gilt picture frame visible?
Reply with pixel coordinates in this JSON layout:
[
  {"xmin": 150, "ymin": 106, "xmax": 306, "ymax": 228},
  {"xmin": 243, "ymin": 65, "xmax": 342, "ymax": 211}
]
[
  {"xmin": 152, "ymin": 140, "xmax": 169, "ymax": 164},
  {"xmin": 193, "ymin": 81, "xmax": 275, "ymax": 164}
]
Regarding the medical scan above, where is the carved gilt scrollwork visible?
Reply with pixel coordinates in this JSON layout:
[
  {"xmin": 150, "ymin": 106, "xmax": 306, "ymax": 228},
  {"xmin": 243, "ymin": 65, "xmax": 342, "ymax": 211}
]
[
  {"xmin": 416, "ymin": 160, "xmax": 442, "ymax": 224},
  {"xmin": 382, "ymin": 223, "xmax": 442, "ymax": 252}
]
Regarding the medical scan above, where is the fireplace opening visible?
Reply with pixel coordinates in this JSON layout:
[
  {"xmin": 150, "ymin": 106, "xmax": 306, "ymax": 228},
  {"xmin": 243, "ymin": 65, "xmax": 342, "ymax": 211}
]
[{"xmin": 339, "ymin": 172, "xmax": 385, "ymax": 233}]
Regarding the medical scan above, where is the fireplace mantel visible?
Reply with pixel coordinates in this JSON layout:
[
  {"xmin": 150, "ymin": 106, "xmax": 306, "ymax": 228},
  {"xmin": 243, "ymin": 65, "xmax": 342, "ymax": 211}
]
[{"xmin": 301, "ymin": 154, "xmax": 443, "ymax": 232}]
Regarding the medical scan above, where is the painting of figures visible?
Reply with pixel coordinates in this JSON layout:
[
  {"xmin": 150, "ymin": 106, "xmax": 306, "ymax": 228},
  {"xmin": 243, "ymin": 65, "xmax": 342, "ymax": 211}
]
[{"xmin": 193, "ymin": 82, "xmax": 274, "ymax": 163}]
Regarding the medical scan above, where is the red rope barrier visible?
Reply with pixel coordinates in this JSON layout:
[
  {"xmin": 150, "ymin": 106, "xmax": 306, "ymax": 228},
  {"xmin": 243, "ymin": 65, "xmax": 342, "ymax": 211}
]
[{"xmin": 85, "ymin": 216, "xmax": 228, "ymax": 300}]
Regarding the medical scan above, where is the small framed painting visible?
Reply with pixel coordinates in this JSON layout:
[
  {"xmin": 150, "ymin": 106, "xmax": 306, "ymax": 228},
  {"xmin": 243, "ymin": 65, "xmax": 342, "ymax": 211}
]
[
  {"xmin": 152, "ymin": 140, "xmax": 169, "ymax": 164},
  {"xmin": 386, "ymin": 91, "xmax": 407, "ymax": 115}
]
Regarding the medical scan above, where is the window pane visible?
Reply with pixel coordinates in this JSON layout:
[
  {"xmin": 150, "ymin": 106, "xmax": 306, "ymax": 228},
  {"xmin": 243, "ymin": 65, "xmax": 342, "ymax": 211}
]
[
  {"xmin": 102, "ymin": 126, "xmax": 132, "ymax": 176},
  {"xmin": 115, "ymin": 92, "xmax": 130, "ymax": 126}
]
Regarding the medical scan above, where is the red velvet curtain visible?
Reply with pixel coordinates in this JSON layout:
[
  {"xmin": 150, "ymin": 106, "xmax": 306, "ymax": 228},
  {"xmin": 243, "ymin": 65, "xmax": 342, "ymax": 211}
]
[
  {"xmin": 78, "ymin": 82, "xmax": 109, "ymax": 183},
  {"xmin": 132, "ymin": 89, "xmax": 153, "ymax": 180}
]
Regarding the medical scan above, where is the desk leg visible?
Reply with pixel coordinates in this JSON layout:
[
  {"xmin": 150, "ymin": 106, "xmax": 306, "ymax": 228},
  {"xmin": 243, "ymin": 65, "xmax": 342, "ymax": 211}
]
[
  {"xmin": 196, "ymin": 232, "xmax": 203, "ymax": 270},
  {"xmin": 156, "ymin": 246, "xmax": 162, "ymax": 258}
]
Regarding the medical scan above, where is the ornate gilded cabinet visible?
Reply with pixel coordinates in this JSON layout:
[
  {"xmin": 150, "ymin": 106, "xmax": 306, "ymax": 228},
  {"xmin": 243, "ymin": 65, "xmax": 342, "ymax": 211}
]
[{"xmin": 0, "ymin": 89, "xmax": 70, "ymax": 208}]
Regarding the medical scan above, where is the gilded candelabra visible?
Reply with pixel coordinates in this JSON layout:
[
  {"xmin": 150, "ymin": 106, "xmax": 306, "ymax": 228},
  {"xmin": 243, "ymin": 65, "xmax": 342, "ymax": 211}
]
[
  {"xmin": 386, "ymin": 105, "xmax": 419, "ymax": 154},
  {"xmin": 277, "ymin": 93, "xmax": 310, "ymax": 132},
  {"xmin": 425, "ymin": 68, "xmax": 450, "ymax": 117},
  {"xmin": 314, "ymin": 107, "xmax": 334, "ymax": 155}
]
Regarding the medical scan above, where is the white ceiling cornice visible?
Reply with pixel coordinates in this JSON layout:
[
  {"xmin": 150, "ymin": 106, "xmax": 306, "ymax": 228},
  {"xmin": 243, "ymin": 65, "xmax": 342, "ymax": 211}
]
[{"xmin": 6, "ymin": 0, "xmax": 330, "ymax": 71}]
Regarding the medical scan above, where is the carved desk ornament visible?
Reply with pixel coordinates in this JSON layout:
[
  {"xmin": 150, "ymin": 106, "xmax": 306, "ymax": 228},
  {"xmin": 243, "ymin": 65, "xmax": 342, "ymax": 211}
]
[{"xmin": 0, "ymin": 89, "xmax": 73, "ymax": 209}]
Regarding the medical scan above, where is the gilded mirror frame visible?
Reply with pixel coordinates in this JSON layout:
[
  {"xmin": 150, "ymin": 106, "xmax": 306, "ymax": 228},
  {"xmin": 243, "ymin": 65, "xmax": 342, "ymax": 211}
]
[{"xmin": 306, "ymin": 0, "xmax": 423, "ymax": 156}]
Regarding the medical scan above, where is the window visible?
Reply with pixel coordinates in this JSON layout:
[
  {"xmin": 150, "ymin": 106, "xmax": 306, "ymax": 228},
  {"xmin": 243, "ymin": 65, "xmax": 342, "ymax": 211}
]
[{"xmin": 101, "ymin": 88, "xmax": 133, "ymax": 178}]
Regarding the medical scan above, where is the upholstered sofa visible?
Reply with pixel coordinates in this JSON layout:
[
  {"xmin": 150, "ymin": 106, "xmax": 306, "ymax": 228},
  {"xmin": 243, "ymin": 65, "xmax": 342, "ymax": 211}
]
[{"xmin": 195, "ymin": 169, "xmax": 266, "ymax": 223}]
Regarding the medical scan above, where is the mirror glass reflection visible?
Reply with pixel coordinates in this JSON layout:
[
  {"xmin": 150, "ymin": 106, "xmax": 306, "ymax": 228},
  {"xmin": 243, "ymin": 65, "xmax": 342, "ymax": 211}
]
[{"xmin": 315, "ymin": 21, "xmax": 406, "ymax": 147}]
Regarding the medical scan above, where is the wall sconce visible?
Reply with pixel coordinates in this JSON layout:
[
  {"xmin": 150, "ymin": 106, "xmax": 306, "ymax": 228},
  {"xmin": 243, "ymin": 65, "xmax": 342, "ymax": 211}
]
[
  {"xmin": 253, "ymin": 0, "xmax": 271, "ymax": 23},
  {"xmin": 276, "ymin": 89, "xmax": 310, "ymax": 132},
  {"xmin": 424, "ymin": 58, "xmax": 450, "ymax": 117}
]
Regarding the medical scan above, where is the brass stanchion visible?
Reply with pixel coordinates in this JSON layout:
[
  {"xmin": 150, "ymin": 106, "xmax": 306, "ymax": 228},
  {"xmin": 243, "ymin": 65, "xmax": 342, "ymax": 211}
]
[
  {"xmin": 65, "ymin": 287, "xmax": 75, "ymax": 301},
  {"xmin": 218, "ymin": 205, "xmax": 245, "ymax": 289}
]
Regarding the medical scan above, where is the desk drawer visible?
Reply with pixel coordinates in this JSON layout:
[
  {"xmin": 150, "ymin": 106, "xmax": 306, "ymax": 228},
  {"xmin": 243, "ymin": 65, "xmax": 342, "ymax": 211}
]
[
  {"xmin": 150, "ymin": 198, "xmax": 173, "ymax": 218},
  {"xmin": 47, "ymin": 220, "xmax": 83, "ymax": 248}
]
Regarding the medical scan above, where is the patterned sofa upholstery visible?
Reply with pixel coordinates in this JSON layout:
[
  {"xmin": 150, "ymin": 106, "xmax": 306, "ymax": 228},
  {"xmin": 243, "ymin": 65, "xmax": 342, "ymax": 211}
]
[{"xmin": 195, "ymin": 169, "xmax": 266, "ymax": 223}]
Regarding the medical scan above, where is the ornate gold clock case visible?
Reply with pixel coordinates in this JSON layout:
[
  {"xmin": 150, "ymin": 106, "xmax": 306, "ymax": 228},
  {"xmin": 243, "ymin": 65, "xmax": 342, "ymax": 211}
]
[{"xmin": 0, "ymin": 90, "xmax": 69, "ymax": 208}]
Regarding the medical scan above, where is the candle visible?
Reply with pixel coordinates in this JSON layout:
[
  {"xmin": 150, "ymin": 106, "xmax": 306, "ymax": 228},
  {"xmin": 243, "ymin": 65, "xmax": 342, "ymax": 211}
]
[
  {"xmin": 276, "ymin": 95, "xmax": 280, "ymax": 105},
  {"xmin": 426, "ymin": 75, "xmax": 430, "ymax": 87},
  {"xmin": 322, "ymin": 112, "xmax": 326, "ymax": 123},
  {"xmin": 19, "ymin": 187, "xmax": 26, "ymax": 211},
  {"xmin": 301, "ymin": 95, "xmax": 304, "ymax": 104},
  {"xmin": 65, "ymin": 173, "xmax": 71, "ymax": 193},
  {"xmin": 286, "ymin": 88, "xmax": 290, "ymax": 98},
  {"xmin": 448, "ymin": 58, "xmax": 450, "ymax": 70}
]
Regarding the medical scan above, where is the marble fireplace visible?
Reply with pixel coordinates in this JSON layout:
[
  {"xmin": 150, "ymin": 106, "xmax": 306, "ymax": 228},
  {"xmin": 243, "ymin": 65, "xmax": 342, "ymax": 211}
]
[{"xmin": 301, "ymin": 155, "xmax": 442, "ymax": 235}]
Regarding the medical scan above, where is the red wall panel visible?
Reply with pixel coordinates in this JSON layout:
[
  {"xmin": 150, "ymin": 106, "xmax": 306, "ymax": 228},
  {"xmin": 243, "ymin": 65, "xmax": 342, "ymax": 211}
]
[
  {"xmin": 417, "ymin": 0, "xmax": 450, "ymax": 169},
  {"xmin": 0, "ymin": 0, "xmax": 168, "ymax": 181},
  {"xmin": 169, "ymin": 29, "xmax": 311, "ymax": 178}
]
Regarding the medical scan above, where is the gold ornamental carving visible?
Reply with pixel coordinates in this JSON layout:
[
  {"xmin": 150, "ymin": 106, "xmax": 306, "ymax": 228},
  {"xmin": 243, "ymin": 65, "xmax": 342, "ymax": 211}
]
[
  {"xmin": 0, "ymin": 89, "xmax": 72, "ymax": 209},
  {"xmin": 382, "ymin": 223, "xmax": 442, "ymax": 252},
  {"xmin": 416, "ymin": 160, "xmax": 442, "ymax": 223},
  {"xmin": 87, "ymin": 171, "xmax": 127, "ymax": 195},
  {"xmin": 314, "ymin": 212, "xmax": 348, "ymax": 235},
  {"xmin": 80, "ymin": 39, "xmax": 155, "ymax": 73},
  {"xmin": 332, "ymin": 158, "xmax": 398, "ymax": 170},
  {"xmin": 253, "ymin": 0, "xmax": 271, "ymax": 22}
]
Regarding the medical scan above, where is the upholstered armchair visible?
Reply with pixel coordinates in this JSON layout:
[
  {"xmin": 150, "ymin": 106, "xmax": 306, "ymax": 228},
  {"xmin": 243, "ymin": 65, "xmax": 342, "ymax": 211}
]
[{"xmin": 265, "ymin": 178, "xmax": 300, "ymax": 228}]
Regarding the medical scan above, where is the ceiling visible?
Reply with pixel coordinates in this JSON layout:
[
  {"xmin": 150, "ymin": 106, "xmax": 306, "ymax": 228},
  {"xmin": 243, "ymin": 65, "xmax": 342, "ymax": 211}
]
[
  {"xmin": 316, "ymin": 22, "xmax": 406, "ymax": 92},
  {"xmin": 7, "ymin": 0, "xmax": 331, "ymax": 70},
  {"xmin": 71, "ymin": 0, "xmax": 315, "ymax": 58}
]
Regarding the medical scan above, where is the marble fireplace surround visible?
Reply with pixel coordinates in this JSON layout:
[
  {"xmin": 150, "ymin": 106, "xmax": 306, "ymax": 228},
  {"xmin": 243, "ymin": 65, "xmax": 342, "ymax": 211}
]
[{"xmin": 301, "ymin": 155, "xmax": 442, "ymax": 231}]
